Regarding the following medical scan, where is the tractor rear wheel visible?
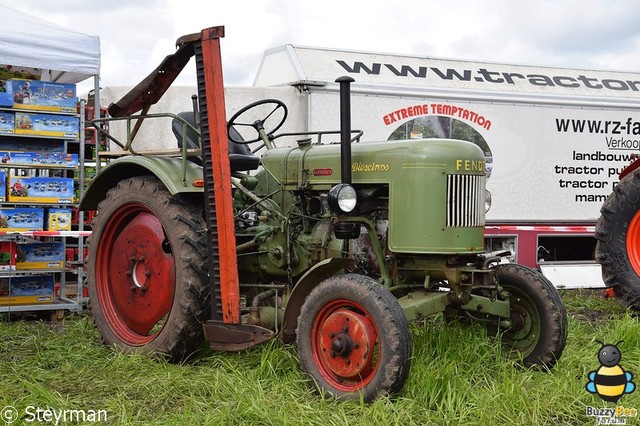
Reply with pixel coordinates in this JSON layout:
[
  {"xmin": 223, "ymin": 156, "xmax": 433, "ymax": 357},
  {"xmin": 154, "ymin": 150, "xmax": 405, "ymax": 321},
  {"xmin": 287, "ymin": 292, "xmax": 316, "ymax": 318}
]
[
  {"xmin": 595, "ymin": 169, "xmax": 640, "ymax": 310},
  {"xmin": 87, "ymin": 176, "xmax": 210, "ymax": 362},
  {"xmin": 494, "ymin": 264, "xmax": 567, "ymax": 369},
  {"xmin": 296, "ymin": 274, "xmax": 412, "ymax": 401}
]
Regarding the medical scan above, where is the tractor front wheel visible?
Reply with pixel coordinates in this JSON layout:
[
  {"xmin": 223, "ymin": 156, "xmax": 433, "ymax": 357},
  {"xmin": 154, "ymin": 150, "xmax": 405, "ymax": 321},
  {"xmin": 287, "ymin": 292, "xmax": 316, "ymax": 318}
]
[
  {"xmin": 494, "ymin": 264, "xmax": 567, "ymax": 369},
  {"xmin": 87, "ymin": 176, "xmax": 210, "ymax": 362},
  {"xmin": 296, "ymin": 274, "xmax": 412, "ymax": 401},
  {"xmin": 595, "ymin": 169, "xmax": 640, "ymax": 310}
]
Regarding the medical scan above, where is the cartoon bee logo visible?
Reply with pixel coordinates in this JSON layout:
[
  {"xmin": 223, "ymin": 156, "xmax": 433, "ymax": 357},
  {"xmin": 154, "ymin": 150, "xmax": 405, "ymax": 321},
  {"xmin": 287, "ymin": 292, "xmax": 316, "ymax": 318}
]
[{"xmin": 586, "ymin": 341, "xmax": 635, "ymax": 403}]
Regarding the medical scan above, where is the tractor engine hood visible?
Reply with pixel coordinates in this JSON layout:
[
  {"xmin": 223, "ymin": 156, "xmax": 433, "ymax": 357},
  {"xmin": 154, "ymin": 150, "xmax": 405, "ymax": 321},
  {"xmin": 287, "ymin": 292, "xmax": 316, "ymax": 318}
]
[
  {"xmin": 262, "ymin": 138, "xmax": 487, "ymax": 254},
  {"xmin": 261, "ymin": 138, "xmax": 485, "ymax": 189}
]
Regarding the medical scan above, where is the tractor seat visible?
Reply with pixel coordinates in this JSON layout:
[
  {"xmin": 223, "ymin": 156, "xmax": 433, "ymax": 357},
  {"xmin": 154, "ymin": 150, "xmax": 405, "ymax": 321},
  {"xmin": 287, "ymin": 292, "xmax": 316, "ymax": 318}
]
[{"xmin": 171, "ymin": 111, "xmax": 260, "ymax": 172}]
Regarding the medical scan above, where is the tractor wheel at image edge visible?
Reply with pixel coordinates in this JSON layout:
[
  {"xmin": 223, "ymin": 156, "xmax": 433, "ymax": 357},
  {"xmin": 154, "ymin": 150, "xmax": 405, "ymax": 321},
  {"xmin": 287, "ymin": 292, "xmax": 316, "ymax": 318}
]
[
  {"xmin": 595, "ymin": 169, "xmax": 640, "ymax": 310},
  {"xmin": 86, "ymin": 176, "xmax": 210, "ymax": 362},
  {"xmin": 296, "ymin": 274, "xmax": 412, "ymax": 402},
  {"xmin": 494, "ymin": 264, "xmax": 568, "ymax": 369}
]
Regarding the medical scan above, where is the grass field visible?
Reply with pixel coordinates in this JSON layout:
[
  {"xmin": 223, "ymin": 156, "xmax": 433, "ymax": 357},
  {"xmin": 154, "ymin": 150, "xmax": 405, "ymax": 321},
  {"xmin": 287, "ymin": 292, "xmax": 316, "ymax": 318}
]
[{"xmin": 0, "ymin": 289, "xmax": 638, "ymax": 425}]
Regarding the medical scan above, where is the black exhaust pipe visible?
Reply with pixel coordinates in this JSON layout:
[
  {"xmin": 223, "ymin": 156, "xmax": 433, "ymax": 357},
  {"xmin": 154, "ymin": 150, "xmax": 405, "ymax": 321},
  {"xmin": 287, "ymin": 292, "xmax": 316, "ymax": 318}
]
[{"xmin": 336, "ymin": 76, "xmax": 354, "ymax": 184}]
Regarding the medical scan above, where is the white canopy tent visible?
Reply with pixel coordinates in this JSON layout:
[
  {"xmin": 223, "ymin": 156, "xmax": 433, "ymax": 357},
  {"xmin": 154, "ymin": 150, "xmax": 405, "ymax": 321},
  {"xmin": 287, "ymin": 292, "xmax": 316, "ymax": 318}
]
[
  {"xmin": 0, "ymin": 5, "xmax": 100, "ymax": 99},
  {"xmin": 0, "ymin": 5, "xmax": 101, "ymax": 214}
]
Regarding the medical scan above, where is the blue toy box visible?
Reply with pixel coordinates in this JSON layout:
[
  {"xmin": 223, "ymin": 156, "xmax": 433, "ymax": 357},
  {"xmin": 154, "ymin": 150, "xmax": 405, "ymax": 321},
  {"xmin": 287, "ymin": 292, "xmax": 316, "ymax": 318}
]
[
  {"xmin": 0, "ymin": 207, "xmax": 44, "ymax": 231},
  {"xmin": 0, "ymin": 275, "xmax": 54, "ymax": 305},
  {"xmin": 0, "ymin": 92, "xmax": 12, "ymax": 107},
  {"xmin": 8, "ymin": 176, "xmax": 75, "ymax": 204},
  {"xmin": 0, "ymin": 151, "xmax": 78, "ymax": 167},
  {"xmin": 14, "ymin": 112, "xmax": 79, "ymax": 138},
  {"xmin": 16, "ymin": 242, "xmax": 65, "ymax": 269},
  {"xmin": 0, "ymin": 80, "xmax": 12, "ymax": 107},
  {"xmin": 0, "ymin": 138, "xmax": 64, "ymax": 152},
  {"xmin": 0, "ymin": 111, "xmax": 14, "ymax": 134},
  {"xmin": 7, "ymin": 79, "xmax": 77, "ymax": 113}
]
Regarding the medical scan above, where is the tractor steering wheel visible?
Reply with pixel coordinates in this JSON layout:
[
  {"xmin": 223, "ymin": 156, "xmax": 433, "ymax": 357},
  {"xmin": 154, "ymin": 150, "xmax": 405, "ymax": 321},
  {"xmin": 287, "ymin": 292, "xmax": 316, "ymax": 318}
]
[{"xmin": 227, "ymin": 99, "xmax": 288, "ymax": 144}]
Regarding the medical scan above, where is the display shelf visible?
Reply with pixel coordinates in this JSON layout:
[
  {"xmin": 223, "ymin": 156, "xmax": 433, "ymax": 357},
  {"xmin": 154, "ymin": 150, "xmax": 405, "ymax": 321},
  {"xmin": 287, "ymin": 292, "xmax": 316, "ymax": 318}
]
[
  {"xmin": 0, "ymin": 163, "xmax": 77, "ymax": 171},
  {"xmin": 0, "ymin": 230, "xmax": 91, "ymax": 237},
  {"xmin": 0, "ymin": 106, "xmax": 78, "ymax": 116},
  {"xmin": 0, "ymin": 298, "xmax": 78, "ymax": 313},
  {"xmin": 0, "ymin": 132, "xmax": 78, "ymax": 142},
  {"xmin": 0, "ymin": 268, "xmax": 74, "ymax": 276},
  {"xmin": 0, "ymin": 98, "xmax": 87, "ymax": 314},
  {"xmin": 0, "ymin": 232, "xmax": 88, "ymax": 314},
  {"xmin": 0, "ymin": 201, "xmax": 76, "ymax": 207}
]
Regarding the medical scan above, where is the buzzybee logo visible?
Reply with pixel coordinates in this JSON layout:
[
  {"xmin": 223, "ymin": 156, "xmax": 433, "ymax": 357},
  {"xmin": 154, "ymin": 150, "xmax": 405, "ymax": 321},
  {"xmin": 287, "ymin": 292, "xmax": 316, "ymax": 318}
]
[
  {"xmin": 586, "ymin": 341, "xmax": 635, "ymax": 403},
  {"xmin": 585, "ymin": 341, "xmax": 637, "ymax": 424}
]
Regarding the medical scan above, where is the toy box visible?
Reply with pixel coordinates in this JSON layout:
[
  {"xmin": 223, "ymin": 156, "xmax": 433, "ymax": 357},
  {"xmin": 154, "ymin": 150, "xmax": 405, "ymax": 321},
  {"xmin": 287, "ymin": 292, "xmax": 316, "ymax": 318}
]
[
  {"xmin": 0, "ymin": 241, "xmax": 16, "ymax": 271},
  {"xmin": 0, "ymin": 138, "xmax": 64, "ymax": 152},
  {"xmin": 8, "ymin": 176, "xmax": 74, "ymax": 204},
  {"xmin": 6, "ymin": 79, "xmax": 77, "ymax": 113},
  {"xmin": 16, "ymin": 242, "xmax": 65, "ymax": 269},
  {"xmin": 0, "ymin": 151, "xmax": 78, "ymax": 167},
  {"xmin": 0, "ymin": 170, "xmax": 5, "ymax": 201},
  {"xmin": 0, "ymin": 91, "xmax": 11, "ymax": 107},
  {"xmin": 0, "ymin": 80, "xmax": 13, "ymax": 107},
  {"xmin": 14, "ymin": 112, "xmax": 79, "ymax": 138},
  {"xmin": 46, "ymin": 208, "xmax": 72, "ymax": 231},
  {"xmin": 0, "ymin": 275, "xmax": 54, "ymax": 305},
  {"xmin": 0, "ymin": 111, "xmax": 13, "ymax": 134},
  {"xmin": 0, "ymin": 207, "xmax": 44, "ymax": 231},
  {"xmin": 1, "ymin": 67, "xmax": 38, "ymax": 106},
  {"xmin": 1, "ymin": 69, "xmax": 36, "ymax": 108}
]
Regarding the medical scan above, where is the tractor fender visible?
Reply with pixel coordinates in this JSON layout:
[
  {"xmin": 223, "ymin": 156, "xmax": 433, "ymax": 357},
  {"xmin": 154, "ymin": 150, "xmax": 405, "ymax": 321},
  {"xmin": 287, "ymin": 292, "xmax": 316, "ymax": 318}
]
[
  {"xmin": 80, "ymin": 156, "xmax": 203, "ymax": 210},
  {"xmin": 280, "ymin": 257, "xmax": 348, "ymax": 344}
]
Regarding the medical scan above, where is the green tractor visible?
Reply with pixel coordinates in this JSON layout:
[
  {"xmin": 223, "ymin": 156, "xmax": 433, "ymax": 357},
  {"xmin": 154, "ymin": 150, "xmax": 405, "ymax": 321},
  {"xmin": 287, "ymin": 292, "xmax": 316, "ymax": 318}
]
[{"xmin": 80, "ymin": 26, "xmax": 567, "ymax": 401}]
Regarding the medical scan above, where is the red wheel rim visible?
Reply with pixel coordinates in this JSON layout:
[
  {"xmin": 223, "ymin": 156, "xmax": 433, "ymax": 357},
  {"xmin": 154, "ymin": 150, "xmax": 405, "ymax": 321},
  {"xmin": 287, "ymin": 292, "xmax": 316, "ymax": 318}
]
[
  {"xmin": 311, "ymin": 299, "xmax": 379, "ymax": 392},
  {"xmin": 627, "ymin": 210, "xmax": 640, "ymax": 276},
  {"xmin": 96, "ymin": 203, "xmax": 175, "ymax": 346}
]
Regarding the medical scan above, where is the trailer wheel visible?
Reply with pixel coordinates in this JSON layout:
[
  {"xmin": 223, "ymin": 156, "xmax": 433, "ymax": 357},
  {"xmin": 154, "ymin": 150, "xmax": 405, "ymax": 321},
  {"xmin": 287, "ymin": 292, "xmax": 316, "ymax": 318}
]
[
  {"xmin": 494, "ymin": 264, "xmax": 567, "ymax": 369},
  {"xmin": 596, "ymin": 169, "xmax": 640, "ymax": 310},
  {"xmin": 296, "ymin": 274, "xmax": 412, "ymax": 401},
  {"xmin": 87, "ymin": 176, "xmax": 210, "ymax": 362}
]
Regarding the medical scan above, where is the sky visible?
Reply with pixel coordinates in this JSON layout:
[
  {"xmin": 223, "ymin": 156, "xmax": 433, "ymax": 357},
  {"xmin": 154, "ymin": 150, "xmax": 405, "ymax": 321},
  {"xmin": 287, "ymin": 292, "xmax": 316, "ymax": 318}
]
[{"xmin": 4, "ymin": 0, "xmax": 640, "ymax": 92}]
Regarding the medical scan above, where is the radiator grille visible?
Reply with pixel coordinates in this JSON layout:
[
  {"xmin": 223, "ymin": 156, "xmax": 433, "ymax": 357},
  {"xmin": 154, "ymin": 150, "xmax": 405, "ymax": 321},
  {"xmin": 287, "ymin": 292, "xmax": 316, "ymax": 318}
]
[{"xmin": 446, "ymin": 174, "xmax": 486, "ymax": 227}]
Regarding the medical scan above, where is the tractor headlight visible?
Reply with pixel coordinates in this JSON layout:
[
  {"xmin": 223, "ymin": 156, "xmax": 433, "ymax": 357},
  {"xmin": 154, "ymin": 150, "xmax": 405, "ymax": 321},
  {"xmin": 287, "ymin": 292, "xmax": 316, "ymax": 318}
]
[
  {"xmin": 485, "ymin": 189, "xmax": 492, "ymax": 213},
  {"xmin": 328, "ymin": 183, "xmax": 357, "ymax": 214}
]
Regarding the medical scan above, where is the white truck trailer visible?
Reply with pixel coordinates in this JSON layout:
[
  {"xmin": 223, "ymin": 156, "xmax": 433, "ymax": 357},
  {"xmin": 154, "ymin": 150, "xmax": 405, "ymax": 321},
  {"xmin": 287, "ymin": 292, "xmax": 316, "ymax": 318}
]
[
  {"xmin": 101, "ymin": 45, "xmax": 640, "ymax": 289},
  {"xmin": 251, "ymin": 45, "xmax": 640, "ymax": 288}
]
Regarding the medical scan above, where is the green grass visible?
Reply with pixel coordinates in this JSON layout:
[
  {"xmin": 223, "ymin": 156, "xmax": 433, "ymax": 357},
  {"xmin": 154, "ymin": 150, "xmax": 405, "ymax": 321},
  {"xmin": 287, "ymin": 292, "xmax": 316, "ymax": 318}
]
[{"xmin": 0, "ymin": 289, "xmax": 639, "ymax": 425}]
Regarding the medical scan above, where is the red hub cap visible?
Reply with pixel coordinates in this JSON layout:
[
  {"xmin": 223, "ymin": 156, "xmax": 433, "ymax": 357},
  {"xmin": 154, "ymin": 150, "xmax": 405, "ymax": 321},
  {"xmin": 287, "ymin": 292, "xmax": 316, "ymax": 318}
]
[
  {"xmin": 311, "ymin": 300, "xmax": 379, "ymax": 391},
  {"xmin": 96, "ymin": 204, "xmax": 175, "ymax": 345},
  {"xmin": 627, "ymin": 210, "xmax": 640, "ymax": 276}
]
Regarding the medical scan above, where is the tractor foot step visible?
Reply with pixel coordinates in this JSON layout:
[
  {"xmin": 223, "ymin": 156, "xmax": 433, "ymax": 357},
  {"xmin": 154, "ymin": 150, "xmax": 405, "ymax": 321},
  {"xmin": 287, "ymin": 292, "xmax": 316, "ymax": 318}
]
[{"xmin": 203, "ymin": 321, "xmax": 274, "ymax": 352}]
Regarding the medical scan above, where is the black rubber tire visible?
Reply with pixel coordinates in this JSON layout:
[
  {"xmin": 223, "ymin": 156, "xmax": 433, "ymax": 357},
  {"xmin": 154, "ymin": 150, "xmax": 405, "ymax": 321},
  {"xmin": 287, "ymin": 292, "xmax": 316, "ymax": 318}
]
[
  {"xmin": 87, "ymin": 176, "xmax": 210, "ymax": 362},
  {"xmin": 494, "ymin": 264, "xmax": 568, "ymax": 369},
  {"xmin": 296, "ymin": 274, "xmax": 412, "ymax": 402},
  {"xmin": 595, "ymin": 169, "xmax": 640, "ymax": 310}
]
